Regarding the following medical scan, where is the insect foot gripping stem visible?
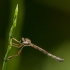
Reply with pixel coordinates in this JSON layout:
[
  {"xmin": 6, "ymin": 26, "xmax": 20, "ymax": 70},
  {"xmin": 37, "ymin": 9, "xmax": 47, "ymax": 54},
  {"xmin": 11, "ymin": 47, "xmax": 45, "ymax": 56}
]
[
  {"xmin": 4, "ymin": 56, "xmax": 13, "ymax": 62},
  {"xmin": 4, "ymin": 59, "xmax": 8, "ymax": 62},
  {"xmin": 10, "ymin": 35, "xmax": 13, "ymax": 38}
]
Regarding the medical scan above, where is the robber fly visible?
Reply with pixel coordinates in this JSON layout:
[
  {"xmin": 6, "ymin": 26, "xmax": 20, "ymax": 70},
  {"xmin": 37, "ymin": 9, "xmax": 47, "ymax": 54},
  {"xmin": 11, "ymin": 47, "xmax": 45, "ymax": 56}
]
[{"xmin": 4, "ymin": 37, "xmax": 64, "ymax": 62}]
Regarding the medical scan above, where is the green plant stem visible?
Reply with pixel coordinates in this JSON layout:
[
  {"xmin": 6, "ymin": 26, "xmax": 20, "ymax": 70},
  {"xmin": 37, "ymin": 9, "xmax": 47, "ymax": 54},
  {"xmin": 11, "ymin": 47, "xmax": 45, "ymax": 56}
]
[{"xmin": 2, "ymin": 4, "xmax": 18, "ymax": 70}]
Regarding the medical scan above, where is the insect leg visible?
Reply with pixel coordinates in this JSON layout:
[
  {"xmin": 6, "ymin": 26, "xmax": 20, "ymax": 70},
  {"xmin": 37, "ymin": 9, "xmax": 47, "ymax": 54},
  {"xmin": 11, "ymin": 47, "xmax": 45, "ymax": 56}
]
[
  {"xmin": 11, "ymin": 36, "xmax": 21, "ymax": 44},
  {"xmin": 12, "ymin": 43, "xmax": 22, "ymax": 48},
  {"xmin": 4, "ymin": 46, "xmax": 24, "ymax": 62}
]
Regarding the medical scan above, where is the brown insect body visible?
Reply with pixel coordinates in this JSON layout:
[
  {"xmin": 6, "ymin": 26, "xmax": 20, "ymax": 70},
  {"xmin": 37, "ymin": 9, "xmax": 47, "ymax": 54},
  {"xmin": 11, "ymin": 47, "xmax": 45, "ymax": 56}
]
[{"xmin": 5, "ymin": 37, "xmax": 64, "ymax": 62}]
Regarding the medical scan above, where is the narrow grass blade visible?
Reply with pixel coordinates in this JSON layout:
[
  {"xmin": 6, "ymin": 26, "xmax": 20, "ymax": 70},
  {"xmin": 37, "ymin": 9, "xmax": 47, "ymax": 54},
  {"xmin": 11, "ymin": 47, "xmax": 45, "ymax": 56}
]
[{"xmin": 2, "ymin": 4, "xmax": 18, "ymax": 70}]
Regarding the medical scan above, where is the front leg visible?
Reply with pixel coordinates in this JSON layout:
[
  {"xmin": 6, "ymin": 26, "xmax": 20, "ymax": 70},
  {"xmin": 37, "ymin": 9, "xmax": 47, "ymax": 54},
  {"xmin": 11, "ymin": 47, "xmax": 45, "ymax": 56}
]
[{"xmin": 11, "ymin": 36, "xmax": 21, "ymax": 44}]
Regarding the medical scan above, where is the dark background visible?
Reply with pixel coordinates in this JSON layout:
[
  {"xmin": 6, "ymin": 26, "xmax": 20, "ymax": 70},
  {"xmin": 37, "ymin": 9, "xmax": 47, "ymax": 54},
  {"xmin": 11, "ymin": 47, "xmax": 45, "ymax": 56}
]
[{"xmin": 0, "ymin": 0, "xmax": 70, "ymax": 70}]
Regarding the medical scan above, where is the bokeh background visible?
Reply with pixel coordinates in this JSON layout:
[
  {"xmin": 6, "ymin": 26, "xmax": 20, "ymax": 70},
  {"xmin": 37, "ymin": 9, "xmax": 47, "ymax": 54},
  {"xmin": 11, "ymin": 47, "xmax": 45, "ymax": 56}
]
[{"xmin": 0, "ymin": 0, "xmax": 70, "ymax": 70}]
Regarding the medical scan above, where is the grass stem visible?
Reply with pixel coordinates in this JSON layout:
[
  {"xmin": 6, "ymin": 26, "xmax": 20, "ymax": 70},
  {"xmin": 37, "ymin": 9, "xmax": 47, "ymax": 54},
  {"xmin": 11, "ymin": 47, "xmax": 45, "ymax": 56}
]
[{"xmin": 2, "ymin": 4, "xmax": 18, "ymax": 70}]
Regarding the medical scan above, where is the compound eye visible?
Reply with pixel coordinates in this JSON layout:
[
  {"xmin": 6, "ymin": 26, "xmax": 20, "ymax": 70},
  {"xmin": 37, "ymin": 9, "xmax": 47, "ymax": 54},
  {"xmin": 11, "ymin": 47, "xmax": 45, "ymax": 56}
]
[
  {"xmin": 20, "ymin": 38, "xmax": 24, "ymax": 43},
  {"xmin": 25, "ymin": 38, "xmax": 31, "ymax": 43}
]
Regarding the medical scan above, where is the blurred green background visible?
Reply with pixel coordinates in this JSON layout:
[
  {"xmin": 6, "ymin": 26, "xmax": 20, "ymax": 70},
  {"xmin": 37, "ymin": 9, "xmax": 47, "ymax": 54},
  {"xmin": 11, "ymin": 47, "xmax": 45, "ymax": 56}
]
[{"xmin": 0, "ymin": 0, "xmax": 70, "ymax": 70}]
